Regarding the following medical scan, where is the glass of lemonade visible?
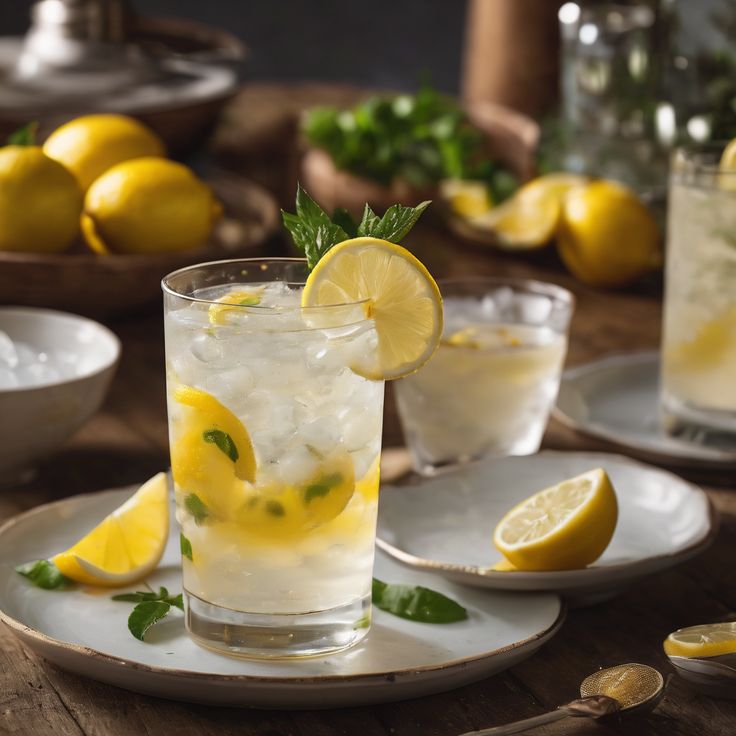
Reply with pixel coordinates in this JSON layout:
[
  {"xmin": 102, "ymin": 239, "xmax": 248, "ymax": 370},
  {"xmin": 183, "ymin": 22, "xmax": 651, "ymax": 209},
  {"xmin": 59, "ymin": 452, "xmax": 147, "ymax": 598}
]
[
  {"xmin": 394, "ymin": 278, "xmax": 573, "ymax": 475},
  {"xmin": 661, "ymin": 144, "xmax": 736, "ymax": 438},
  {"xmin": 162, "ymin": 259, "xmax": 383, "ymax": 658}
]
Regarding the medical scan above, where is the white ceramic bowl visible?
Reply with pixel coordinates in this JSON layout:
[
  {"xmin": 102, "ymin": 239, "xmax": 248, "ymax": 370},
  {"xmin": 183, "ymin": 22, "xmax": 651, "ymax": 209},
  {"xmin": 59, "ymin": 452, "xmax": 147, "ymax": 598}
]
[{"xmin": 0, "ymin": 308, "xmax": 120, "ymax": 486}]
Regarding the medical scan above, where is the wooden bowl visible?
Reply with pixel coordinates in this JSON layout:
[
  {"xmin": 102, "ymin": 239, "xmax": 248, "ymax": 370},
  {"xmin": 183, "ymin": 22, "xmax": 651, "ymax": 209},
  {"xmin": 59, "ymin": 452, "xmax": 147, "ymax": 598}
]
[{"xmin": 0, "ymin": 174, "xmax": 280, "ymax": 318}]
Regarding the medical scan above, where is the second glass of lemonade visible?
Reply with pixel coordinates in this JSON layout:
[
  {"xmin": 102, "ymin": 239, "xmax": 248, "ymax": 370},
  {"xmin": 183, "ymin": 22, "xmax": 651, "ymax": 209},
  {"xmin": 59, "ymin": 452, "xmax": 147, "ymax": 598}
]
[{"xmin": 162, "ymin": 259, "xmax": 384, "ymax": 658}]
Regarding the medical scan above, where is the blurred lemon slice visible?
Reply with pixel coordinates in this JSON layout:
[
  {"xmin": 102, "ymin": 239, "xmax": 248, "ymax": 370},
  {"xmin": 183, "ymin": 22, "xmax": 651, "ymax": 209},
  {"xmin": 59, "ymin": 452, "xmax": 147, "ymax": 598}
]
[
  {"xmin": 719, "ymin": 138, "xmax": 736, "ymax": 191},
  {"xmin": 493, "ymin": 468, "xmax": 618, "ymax": 571},
  {"xmin": 469, "ymin": 173, "xmax": 588, "ymax": 249},
  {"xmin": 440, "ymin": 179, "xmax": 493, "ymax": 218},
  {"xmin": 302, "ymin": 237, "xmax": 443, "ymax": 380},
  {"xmin": 52, "ymin": 472, "xmax": 169, "ymax": 586},
  {"xmin": 664, "ymin": 622, "xmax": 736, "ymax": 659},
  {"xmin": 208, "ymin": 288, "xmax": 264, "ymax": 325}
]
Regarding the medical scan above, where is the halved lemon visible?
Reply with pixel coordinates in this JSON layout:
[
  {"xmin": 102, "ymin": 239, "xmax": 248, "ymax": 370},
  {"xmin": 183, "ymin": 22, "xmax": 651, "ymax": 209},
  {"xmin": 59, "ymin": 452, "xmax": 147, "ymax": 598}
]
[
  {"xmin": 664, "ymin": 622, "xmax": 736, "ymax": 659},
  {"xmin": 52, "ymin": 472, "xmax": 169, "ymax": 586},
  {"xmin": 302, "ymin": 237, "xmax": 443, "ymax": 380},
  {"xmin": 469, "ymin": 173, "xmax": 588, "ymax": 249},
  {"xmin": 493, "ymin": 468, "xmax": 618, "ymax": 571}
]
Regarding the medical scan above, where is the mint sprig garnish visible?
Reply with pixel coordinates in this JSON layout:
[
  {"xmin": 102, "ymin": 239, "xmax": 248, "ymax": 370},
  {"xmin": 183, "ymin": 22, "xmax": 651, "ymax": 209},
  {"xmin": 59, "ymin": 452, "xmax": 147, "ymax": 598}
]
[
  {"xmin": 203, "ymin": 428, "xmax": 239, "ymax": 463},
  {"xmin": 112, "ymin": 586, "xmax": 184, "ymax": 641},
  {"xmin": 281, "ymin": 184, "xmax": 430, "ymax": 269},
  {"xmin": 15, "ymin": 559, "xmax": 73, "ymax": 590},
  {"xmin": 372, "ymin": 578, "xmax": 468, "ymax": 624}
]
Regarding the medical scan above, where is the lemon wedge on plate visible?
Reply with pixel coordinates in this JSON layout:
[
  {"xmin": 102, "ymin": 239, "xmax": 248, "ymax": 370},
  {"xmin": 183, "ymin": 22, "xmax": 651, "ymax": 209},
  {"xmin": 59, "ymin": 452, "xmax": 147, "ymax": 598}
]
[
  {"xmin": 302, "ymin": 237, "xmax": 443, "ymax": 380},
  {"xmin": 52, "ymin": 472, "xmax": 169, "ymax": 586},
  {"xmin": 664, "ymin": 622, "xmax": 736, "ymax": 659},
  {"xmin": 440, "ymin": 179, "xmax": 493, "ymax": 218},
  {"xmin": 493, "ymin": 468, "xmax": 618, "ymax": 571}
]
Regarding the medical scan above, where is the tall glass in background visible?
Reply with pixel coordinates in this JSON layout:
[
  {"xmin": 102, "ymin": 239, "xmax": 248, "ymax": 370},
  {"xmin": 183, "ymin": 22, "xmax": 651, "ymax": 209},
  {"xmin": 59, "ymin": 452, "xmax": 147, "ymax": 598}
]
[
  {"xmin": 162, "ymin": 259, "xmax": 384, "ymax": 658},
  {"xmin": 395, "ymin": 278, "xmax": 573, "ymax": 475},
  {"xmin": 660, "ymin": 145, "xmax": 736, "ymax": 438}
]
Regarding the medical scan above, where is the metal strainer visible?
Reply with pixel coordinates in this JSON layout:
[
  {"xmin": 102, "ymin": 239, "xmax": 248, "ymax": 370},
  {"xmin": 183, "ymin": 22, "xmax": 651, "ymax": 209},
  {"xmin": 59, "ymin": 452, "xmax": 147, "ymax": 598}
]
[{"xmin": 458, "ymin": 662, "xmax": 664, "ymax": 735}]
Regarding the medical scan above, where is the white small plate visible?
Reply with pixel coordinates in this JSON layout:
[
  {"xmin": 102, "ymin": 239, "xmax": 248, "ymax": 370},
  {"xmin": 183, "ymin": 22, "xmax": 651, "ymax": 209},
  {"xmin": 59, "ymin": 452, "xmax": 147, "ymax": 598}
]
[
  {"xmin": 377, "ymin": 451, "xmax": 716, "ymax": 606},
  {"xmin": 0, "ymin": 487, "xmax": 564, "ymax": 709},
  {"xmin": 554, "ymin": 352, "xmax": 736, "ymax": 468}
]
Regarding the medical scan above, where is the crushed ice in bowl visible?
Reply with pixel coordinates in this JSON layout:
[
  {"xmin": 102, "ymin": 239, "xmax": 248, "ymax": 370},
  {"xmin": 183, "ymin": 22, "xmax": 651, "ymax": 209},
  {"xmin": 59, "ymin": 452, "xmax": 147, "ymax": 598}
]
[{"xmin": 0, "ymin": 330, "xmax": 83, "ymax": 389}]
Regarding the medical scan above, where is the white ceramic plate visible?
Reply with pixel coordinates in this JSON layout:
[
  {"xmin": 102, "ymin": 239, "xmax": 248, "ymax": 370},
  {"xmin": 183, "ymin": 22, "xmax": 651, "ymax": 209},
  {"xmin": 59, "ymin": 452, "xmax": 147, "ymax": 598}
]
[
  {"xmin": 554, "ymin": 352, "xmax": 736, "ymax": 468},
  {"xmin": 377, "ymin": 451, "xmax": 716, "ymax": 606},
  {"xmin": 0, "ymin": 487, "xmax": 564, "ymax": 708}
]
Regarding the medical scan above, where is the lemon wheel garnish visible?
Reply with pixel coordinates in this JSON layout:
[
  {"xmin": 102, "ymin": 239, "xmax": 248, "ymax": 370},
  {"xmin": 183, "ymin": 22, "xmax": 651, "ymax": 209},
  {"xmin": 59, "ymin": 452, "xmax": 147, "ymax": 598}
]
[
  {"xmin": 172, "ymin": 385, "xmax": 256, "ymax": 484},
  {"xmin": 52, "ymin": 472, "xmax": 169, "ymax": 586},
  {"xmin": 468, "ymin": 173, "xmax": 588, "ymax": 250},
  {"xmin": 664, "ymin": 622, "xmax": 736, "ymax": 659},
  {"xmin": 302, "ymin": 237, "xmax": 443, "ymax": 380},
  {"xmin": 493, "ymin": 468, "xmax": 618, "ymax": 571}
]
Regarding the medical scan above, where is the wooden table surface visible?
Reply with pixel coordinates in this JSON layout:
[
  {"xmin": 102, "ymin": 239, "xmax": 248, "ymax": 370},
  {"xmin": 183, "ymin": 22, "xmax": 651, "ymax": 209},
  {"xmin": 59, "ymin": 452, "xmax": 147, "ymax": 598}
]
[{"xmin": 3, "ymin": 84, "xmax": 736, "ymax": 736}]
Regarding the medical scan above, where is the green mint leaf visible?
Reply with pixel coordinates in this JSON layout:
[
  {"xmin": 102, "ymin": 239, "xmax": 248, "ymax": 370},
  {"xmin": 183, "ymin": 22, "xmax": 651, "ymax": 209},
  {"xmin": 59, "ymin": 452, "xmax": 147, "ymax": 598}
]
[
  {"xmin": 353, "ymin": 612, "xmax": 371, "ymax": 630},
  {"xmin": 203, "ymin": 428, "xmax": 239, "ymax": 463},
  {"xmin": 184, "ymin": 493, "xmax": 210, "ymax": 525},
  {"xmin": 128, "ymin": 601, "xmax": 171, "ymax": 641},
  {"xmin": 304, "ymin": 473, "xmax": 343, "ymax": 504},
  {"xmin": 358, "ymin": 201, "xmax": 431, "ymax": 242},
  {"xmin": 180, "ymin": 533, "xmax": 193, "ymax": 561},
  {"xmin": 332, "ymin": 207, "xmax": 358, "ymax": 237},
  {"xmin": 265, "ymin": 500, "xmax": 285, "ymax": 517},
  {"xmin": 6, "ymin": 122, "xmax": 38, "ymax": 146},
  {"xmin": 281, "ymin": 184, "xmax": 349, "ymax": 269},
  {"xmin": 166, "ymin": 593, "xmax": 184, "ymax": 611},
  {"xmin": 112, "ymin": 592, "xmax": 153, "ymax": 603},
  {"xmin": 372, "ymin": 578, "xmax": 467, "ymax": 624},
  {"xmin": 238, "ymin": 295, "xmax": 261, "ymax": 306},
  {"xmin": 15, "ymin": 560, "xmax": 73, "ymax": 590}
]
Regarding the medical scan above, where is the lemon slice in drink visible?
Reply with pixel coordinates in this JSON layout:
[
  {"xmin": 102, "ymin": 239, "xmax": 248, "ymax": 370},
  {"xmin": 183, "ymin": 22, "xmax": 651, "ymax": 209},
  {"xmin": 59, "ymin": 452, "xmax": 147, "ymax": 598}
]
[
  {"xmin": 664, "ymin": 622, "xmax": 736, "ymax": 659},
  {"xmin": 52, "ymin": 472, "xmax": 169, "ymax": 586},
  {"xmin": 302, "ymin": 237, "xmax": 443, "ymax": 380},
  {"xmin": 208, "ymin": 288, "xmax": 264, "ymax": 325},
  {"xmin": 493, "ymin": 468, "xmax": 618, "ymax": 571}
]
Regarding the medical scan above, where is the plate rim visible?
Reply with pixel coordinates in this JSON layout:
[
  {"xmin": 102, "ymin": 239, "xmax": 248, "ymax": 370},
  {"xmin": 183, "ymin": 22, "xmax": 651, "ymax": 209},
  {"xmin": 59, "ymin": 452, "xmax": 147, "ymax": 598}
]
[
  {"xmin": 376, "ymin": 450, "xmax": 719, "ymax": 586},
  {"xmin": 0, "ymin": 487, "xmax": 566, "ymax": 686},
  {"xmin": 553, "ymin": 350, "xmax": 736, "ymax": 467}
]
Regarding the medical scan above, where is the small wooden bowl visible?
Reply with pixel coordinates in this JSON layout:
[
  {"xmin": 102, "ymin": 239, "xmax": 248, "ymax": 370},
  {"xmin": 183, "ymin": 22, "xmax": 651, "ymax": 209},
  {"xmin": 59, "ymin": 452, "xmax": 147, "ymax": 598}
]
[{"xmin": 0, "ymin": 174, "xmax": 280, "ymax": 317}]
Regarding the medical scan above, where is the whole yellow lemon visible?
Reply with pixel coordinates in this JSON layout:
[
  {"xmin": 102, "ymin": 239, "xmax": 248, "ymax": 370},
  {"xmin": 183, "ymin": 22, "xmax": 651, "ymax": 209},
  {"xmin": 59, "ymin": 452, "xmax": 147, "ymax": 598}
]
[
  {"xmin": 0, "ymin": 146, "xmax": 83, "ymax": 253},
  {"xmin": 81, "ymin": 157, "xmax": 221, "ymax": 255},
  {"xmin": 43, "ymin": 114, "xmax": 165, "ymax": 192},
  {"xmin": 557, "ymin": 179, "xmax": 662, "ymax": 288}
]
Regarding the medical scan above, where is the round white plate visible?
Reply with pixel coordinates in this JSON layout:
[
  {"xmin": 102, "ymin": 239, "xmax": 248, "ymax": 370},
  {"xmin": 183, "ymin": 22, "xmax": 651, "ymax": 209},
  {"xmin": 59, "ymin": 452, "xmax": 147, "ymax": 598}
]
[
  {"xmin": 0, "ymin": 487, "xmax": 564, "ymax": 709},
  {"xmin": 554, "ymin": 352, "xmax": 736, "ymax": 468},
  {"xmin": 377, "ymin": 451, "xmax": 717, "ymax": 606}
]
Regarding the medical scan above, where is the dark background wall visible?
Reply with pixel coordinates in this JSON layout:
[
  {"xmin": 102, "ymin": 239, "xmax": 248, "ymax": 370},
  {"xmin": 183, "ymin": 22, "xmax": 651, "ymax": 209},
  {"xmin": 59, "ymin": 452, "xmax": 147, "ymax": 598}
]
[{"xmin": 0, "ymin": 0, "xmax": 469, "ymax": 94}]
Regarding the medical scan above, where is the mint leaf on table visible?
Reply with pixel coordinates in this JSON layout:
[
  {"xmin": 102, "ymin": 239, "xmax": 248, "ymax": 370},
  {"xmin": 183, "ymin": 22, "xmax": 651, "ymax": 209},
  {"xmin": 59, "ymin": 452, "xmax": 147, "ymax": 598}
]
[
  {"xmin": 113, "ymin": 586, "xmax": 184, "ymax": 641},
  {"xmin": 6, "ymin": 121, "xmax": 38, "ymax": 146},
  {"xmin": 203, "ymin": 428, "xmax": 239, "ymax": 463},
  {"xmin": 372, "ymin": 578, "xmax": 468, "ymax": 624},
  {"xmin": 282, "ymin": 184, "xmax": 431, "ymax": 270},
  {"xmin": 184, "ymin": 493, "xmax": 210, "ymax": 525},
  {"xmin": 15, "ymin": 559, "xmax": 73, "ymax": 590},
  {"xmin": 180, "ymin": 533, "xmax": 193, "ymax": 561}
]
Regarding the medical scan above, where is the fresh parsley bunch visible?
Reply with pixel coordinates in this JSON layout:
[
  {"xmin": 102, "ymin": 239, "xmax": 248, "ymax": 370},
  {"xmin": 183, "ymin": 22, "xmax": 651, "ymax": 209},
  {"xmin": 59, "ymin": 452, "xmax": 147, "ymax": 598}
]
[{"xmin": 303, "ymin": 84, "xmax": 517, "ymax": 201}]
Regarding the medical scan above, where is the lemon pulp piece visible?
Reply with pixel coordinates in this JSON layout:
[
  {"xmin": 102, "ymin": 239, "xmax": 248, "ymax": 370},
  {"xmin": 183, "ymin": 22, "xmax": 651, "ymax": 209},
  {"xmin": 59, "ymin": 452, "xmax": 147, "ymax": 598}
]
[
  {"xmin": 443, "ymin": 324, "xmax": 524, "ymax": 350},
  {"xmin": 469, "ymin": 173, "xmax": 588, "ymax": 249},
  {"xmin": 52, "ymin": 472, "xmax": 169, "ymax": 586},
  {"xmin": 440, "ymin": 179, "xmax": 493, "ymax": 218},
  {"xmin": 43, "ymin": 113, "xmax": 165, "ymax": 192},
  {"xmin": 302, "ymin": 237, "xmax": 443, "ymax": 380},
  {"xmin": 557, "ymin": 179, "xmax": 661, "ymax": 287},
  {"xmin": 664, "ymin": 622, "xmax": 736, "ymax": 659},
  {"xmin": 172, "ymin": 385, "xmax": 256, "ymax": 487},
  {"xmin": 493, "ymin": 468, "xmax": 618, "ymax": 571},
  {"xmin": 208, "ymin": 288, "xmax": 264, "ymax": 325}
]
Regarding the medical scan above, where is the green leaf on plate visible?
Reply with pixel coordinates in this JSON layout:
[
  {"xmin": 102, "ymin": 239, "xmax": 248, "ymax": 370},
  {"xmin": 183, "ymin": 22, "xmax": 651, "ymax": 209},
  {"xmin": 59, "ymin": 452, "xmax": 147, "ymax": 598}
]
[
  {"xmin": 15, "ymin": 559, "xmax": 73, "ymax": 590},
  {"xmin": 128, "ymin": 600, "xmax": 172, "ymax": 641},
  {"xmin": 372, "ymin": 578, "xmax": 468, "ymax": 623}
]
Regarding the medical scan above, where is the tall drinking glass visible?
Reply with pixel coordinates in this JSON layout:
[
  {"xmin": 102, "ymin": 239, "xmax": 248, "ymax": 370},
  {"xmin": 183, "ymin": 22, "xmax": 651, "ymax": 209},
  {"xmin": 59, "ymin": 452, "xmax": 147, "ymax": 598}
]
[
  {"xmin": 162, "ymin": 259, "xmax": 384, "ymax": 658},
  {"xmin": 660, "ymin": 145, "xmax": 736, "ymax": 438}
]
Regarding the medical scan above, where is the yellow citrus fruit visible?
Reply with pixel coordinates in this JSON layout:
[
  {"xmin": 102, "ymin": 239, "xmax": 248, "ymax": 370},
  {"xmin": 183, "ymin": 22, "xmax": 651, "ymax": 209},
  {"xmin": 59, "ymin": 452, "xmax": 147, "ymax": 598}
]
[
  {"xmin": 0, "ymin": 146, "xmax": 82, "ymax": 253},
  {"xmin": 440, "ymin": 179, "xmax": 493, "ymax": 218},
  {"xmin": 81, "ymin": 157, "xmax": 221, "ymax": 255},
  {"xmin": 719, "ymin": 138, "xmax": 736, "ymax": 191},
  {"xmin": 302, "ymin": 237, "xmax": 443, "ymax": 380},
  {"xmin": 207, "ymin": 288, "xmax": 264, "ymax": 325},
  {"xmin": 52, "ymin": 472, "xmax": 169, "ymax": 586},
  {"xmin": 43, "ymin": 113, "xmax": 165, "ymax": 192},
  {"xmin": 493, "ymin": 468, "xmax": 618, "ymax": 571},
  {"xmin": 664, "ymin": 622, "xmax": 736, "ymax": 659},
  {"xmin": 557, "ymin": 180, "xmax": 662, "ymax": 287},
  {"xmin": 468, "ymin": 173, "xmax": 588, "ymax": 249}
]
